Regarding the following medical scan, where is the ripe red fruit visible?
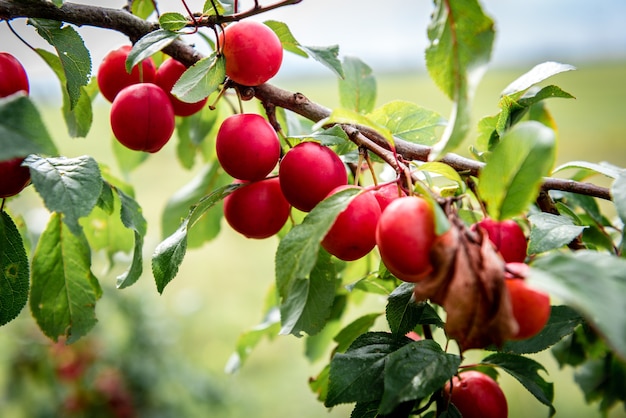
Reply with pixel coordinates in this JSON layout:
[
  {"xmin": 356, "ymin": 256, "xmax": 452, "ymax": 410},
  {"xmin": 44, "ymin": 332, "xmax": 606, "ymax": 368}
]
[
  {"xmin": 321, "ymin": 186, "xmax": 382, "ymax": 261},
  {"xmin": 110, "ymin": 83, "xmax": 175, "ymax": 153},
  {"xmin": 443, "ymin": 371, "xmax": 508, "ymax": 418},
  {"xmin": 223, "ymin": 177, "xmax": 291, "ymax": 239},
  {"xmin": 279, "ymin": 142, "xmax": 348, "ymax": 212},
  {"xmin": 0, "ymin": 157, "xmax": 31, "ymax": 198},
  {"xmin": 505, "ymin": 267, "xmax": 551, "ymax": 340},
  {"xmin": 375, "ymin": 196, "xmax": 437, "ymax": 282},
  {"xmin": 219, "ymin": 20, "xmax": 283, "ymax": 86},
  {"xmin": 155, "ymin": 57, "xmax": 207, "ymax": 116},
  {"xmin": 216, "ymin": 113, "xmax": 281, "ymax": 181},
  {"xmin": 0, "ymin": 52, "xmax": 29, "ymax": 97},
  {"xmin": 97, "ymin": 45, "xmax": 156, "ymax": 102},
  {"xmin": 473, "ymin": 218, "xmax": 527, "ymax": 263},
  {"xmin": 372, "ymin": 182, "xmax": 406, "ymax": 212}
]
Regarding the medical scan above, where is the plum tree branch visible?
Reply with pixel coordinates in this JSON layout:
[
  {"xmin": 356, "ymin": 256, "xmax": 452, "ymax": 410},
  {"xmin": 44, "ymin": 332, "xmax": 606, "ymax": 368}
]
[{"xmin": 0, "ymin": 0, "xmax": 612, "ymax": 202}]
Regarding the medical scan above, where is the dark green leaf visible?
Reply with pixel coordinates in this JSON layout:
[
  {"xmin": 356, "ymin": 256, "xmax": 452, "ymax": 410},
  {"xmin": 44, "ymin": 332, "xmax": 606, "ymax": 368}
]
[
  {"xmin": 127, "ymin": 29, "xmax": 179, "ymax": 72},
  {"xmin": 115, "ymin": 189, "xmax": 147, "ymax": 289},
  {"xmin": 0, "ymin": 95, "xmax": 58, "ymax": 160},
  {"xmin": 478, "ymin": 121, "xmax": 556, "ymax": 220},
  {"xmin": 350, "ymin": 401, "xmax": 379, "ymax": 418},
  {"xmin": 152, "ymin": 183, "xmax": 241, "ymax": 293},
  {"xmin": 275, "ymin": 187, "xmax": 359, "ymax": 298},
  {"xmin": 280, "ymin": 250, "xmax": 338, "ymax": 336},
  {"xmin": 426, "ymin": 0, "xmax": 494, "ymax": 157},
  {"xmin": 333, "ymin": 313, "xmax": 382, "ymax": 354},
  {"xmin": 379, "ymin": 340, "xmax": 460, "ymax": 414},
  {"xmin": 368, "ymin": 101, "xmax": 445, "ymax": 146},
  {"xmin": 574, "ymin": 354, "xmax": 626, "ymax": 413},
  {"xmin": 501, "ymin": 61, "xmax": 576, "ymax": 97},
  {"xmin": 24, "ymin": 155, "xmax": 102, "ymax": 236},
  {"xmin": 530, "ymin": 251, "xmax": 626, "ymax": 360},
  {"xmin": 325, "ymin": 332, "xmax": 406, "ymax": 407},
  {"xmin": 29, "ymin": 19, "xmax": 91, "ymax": 109},
  {"xmin": 551, "ymin": 326, "xmax": 592, "ymax": 368},
  {"xmin": 0, "ymin": 211, "xmax": 29, "ymax": 326},
  {"xmin": 301, "ymin": 45, "xmax": 344, "ymax": 78},
  {"xmin": 159, "ymin": 12, "xmax": 188, "ymax": 32},
  {"xmin": 30, "ymin": 213, "xmax": 101, "ymax": 343},
  {"xmin": 386, "ymin": 283, "xmax": 444, "ymax": 336},
  {"xmin": 36, "ymin": 48, "xmax": 94, "ymax": 138},
  {"xmin": 175, "ymin": 105, "xmax": 220, "ymax": 169},
  {"xmin": 171, "ymin": 53, "xmax": 225, "ymax": 103},
  {"xmin": 338, "ymin": 56, "xmax": 376, "ymax": 114},
  {"xmin": 528, "ymin": 213, "xmax": 587, "ymax": 254},
  {"xmin": 611, "ymin": 172, "xmax": 626, "ymax": 227},
  {"xmin": 482, "ymin": 352, "xmax": 555, "ymax": 413},
  {"xmin": 518, "ymin": 85, "xmax": 575, "ymax": 107},
  {"xmin": 500, "ymin": 305, "xmax": 583, "ymax": 354}
]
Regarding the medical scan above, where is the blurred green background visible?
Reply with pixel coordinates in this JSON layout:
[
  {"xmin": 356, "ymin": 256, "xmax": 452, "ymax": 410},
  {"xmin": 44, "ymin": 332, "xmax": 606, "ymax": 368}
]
[{"xmin": 2, "ymin": 59, "xmax": 626, "ymax": 417}]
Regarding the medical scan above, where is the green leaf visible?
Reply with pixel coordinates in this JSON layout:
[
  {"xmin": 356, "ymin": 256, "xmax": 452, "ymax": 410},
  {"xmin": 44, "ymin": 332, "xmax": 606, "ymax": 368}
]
[
  {"xmin": 417, "ymin": 161, "xmax": 465, "ymax": 194},
  {"xmin": 302, "ymin": 45, "xmax": 344, "ymax": 78},
  {"xmin": 323, "ymin": 108, "xmax": 395, "ymax": 144},
  {"xmin": 29, "ymin": 19, "xmax": 91, "ymax": 109},
  {"xmin": 290, "ymin": 125, "xmax": 350, "ymax": 147},
  {"xmin": 115, "ymin": 189, "xmax": 147, "ymax": 289},
  {"xmin": 426, "ymin": 0, "xmax": 494, "ymax": 158},
  {"xmin": 172, "ymin": 53, "xmax": 225, "ymax": 103},
  {"xmin": 500, "ymin": 305, "xmax": 583, "ymax": 355},
  {"xmin": 112, "ymin": 136, "xmax": 149, "ymax": 174},
  {"xmin": 132, "ymin": 0, "xmax": 156, "ymax": 19},
  {"xmin": 203, "ymin": 0, "xmax": 231, "ymax": 14},
  {"xmin": 35, "ymin": 48, "xmax": 94, "ymax": 138},
  {"xmin": 325, "ymin": 332, "xmax": 407, "ymax": 407},
  {"xmin": 478, "ymin": 121, "xmax": 556, "ymax": 220},
  {"xmin": 30, "ymin": 213, "xmax": 101, "ymax": 343},
  {"xmin": 574, "ymin": 353, "xmax": 626, "ymax": 413},
  {"xmin": 0, "ymin": 95, "xmax": 58, "ymax": 160},
  {"xmin": 482, "ymin": 352, "xmax": 555, "ymax": 414},
  {"xmin": 611, "ymin": 171, "xmax": 626, "ymax": 227},
  {"xmin": 264, "ymin": 20, "xmax": 308, "ymax": 57},
  {"xmin": 161, "ymin": 164, "xmax": 229, "ymax": 248},
  {"xmin": 530, "ymin": 251, "xmax": 626, "ymax": 360},
  {"xmin": 368, "ymin": 101, "xmax": 445, "ymax": 146},
  {"xmin": 386, "ymin": 283, "xmax": 444, "ymax": 336},
  {"xmin": 159, "ymin": 12, "xmax": 188, "ymax": 32},
  {"xmin": 152, "ymin": 183, "xmax": 241, "ymax": 293},
  {"xmin": 280, "ymin": 250, "xmax": 338, "ymax": 336},
  {"xmin": 126, "ymin": 29, "xmax": 179, "ymax": 72},
  {"xmin": 175, "ymin": 105, "xmax": 220, "ymax": 169},
  {"xmin": 552, "ymin": 160, "xmax": 623, "ymax": 180},
  {"xmin": 275, "ymin": 187, "xmax": 360, "ymax": 298},
  {"xmin": 501, "ymin": 61, "xmax": 576, "ymax": 97},
  {"xmin": 0, "ymin": 211, "xmax": 29, "ymax": 326},
  {"xmin": 518, "ymin": 85, "xmax": 575, "ymax": 107},
  {"xmin": 338, "ymin": 56, "xmax": 376, "ymax": 114},
  {"xmin": 333, "ymin": 313, "xmax": 382, "ymax": 354},
  {"xmin": 528, "ymin": 213, "xmax": 587, "ymax": 254},
  {"xmin": 379, "ymin": 340, "xmax": 460, "ymax": 414},
  {"xmin": 24, "ymin": 155, "xmax": 103, "ymax": 236}
]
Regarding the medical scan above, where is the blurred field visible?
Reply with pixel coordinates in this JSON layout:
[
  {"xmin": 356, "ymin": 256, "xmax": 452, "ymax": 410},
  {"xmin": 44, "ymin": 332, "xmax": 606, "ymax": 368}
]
[{"xmin": 2, "ymin": 61, "xmax": 626, "ymax": 417}]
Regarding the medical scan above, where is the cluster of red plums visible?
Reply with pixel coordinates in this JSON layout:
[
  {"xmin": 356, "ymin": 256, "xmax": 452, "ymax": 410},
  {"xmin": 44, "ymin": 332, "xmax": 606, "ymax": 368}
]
[{"xmin": 0, "ymin": 52, "xmax": 32, "ymax": 199}]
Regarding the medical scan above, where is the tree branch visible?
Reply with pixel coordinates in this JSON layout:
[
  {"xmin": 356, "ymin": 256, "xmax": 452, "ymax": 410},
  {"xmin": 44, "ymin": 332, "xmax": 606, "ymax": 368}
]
[{"xmin": 0, "ymin": 0, "xmax": 613, "ymax": 202}]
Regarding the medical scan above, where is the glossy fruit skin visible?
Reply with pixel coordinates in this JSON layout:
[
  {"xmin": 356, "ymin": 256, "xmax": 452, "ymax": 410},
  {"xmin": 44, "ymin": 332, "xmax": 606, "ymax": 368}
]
[
  {"xmin": 279, "ymin": 142, "xmax": 348, "ymax": 212},
  {"xmin": 155, "ymin": 58, "xmax": 207, "ymax": 116},
  {"xmin": 321, "ymin": 186, "xmax": 382, "ymax": 261},
  {"xmin": 444, "ymin": 371, "xmax": 508, "ymax": 418},
  {"xmin": 110, "ymin": 83, "xmax": 175, "ymax": 153},
  {"xmin": 372, "ymin": 182, "xmax": 406, "ymax": 212},
  {"xmin": 216, "ymin": 113, "xmax": 281, "ymax": 181},
  {"xmin": 375, "ymin": 196, "xmax": 436, "ymax": 282},
  {"xmin": 219, "ymin": 20, "xmax": 283, "ymax": 86},
  {"xmin": 0, "ymin": 157, "xmax": 31, "ymax": 198},
  {"xmin": 97, "ymin": 45, "xmax": 156, "ymax": 102},
  {"xmin": 223, "ymin": 177, "xmax": 291, "ymax": 239},
  {"xmin": 0, "ymin": 52, "xmax": 29, "ymax": 97},
  {"xmin": 505, "ymin": 269, "xmax": 551, "ymax": 340},
  {"xmin": 474, "ymin": 218, "xmax": 527, "ymax": 263}
]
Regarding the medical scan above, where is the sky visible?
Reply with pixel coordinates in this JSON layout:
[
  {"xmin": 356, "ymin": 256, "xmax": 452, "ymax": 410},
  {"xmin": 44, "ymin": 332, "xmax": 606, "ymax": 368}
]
[{"xmin": 1, "ymin": 0, "xmax": 625, "ymax": 97}]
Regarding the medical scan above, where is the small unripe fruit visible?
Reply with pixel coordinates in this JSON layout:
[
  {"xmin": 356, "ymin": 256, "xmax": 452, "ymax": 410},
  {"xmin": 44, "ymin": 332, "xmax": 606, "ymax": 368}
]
[
  {"xmin": 0, "ymin": 52, "xmax": 29, "ymax": 97},
  {"xmin": 279, "ymin": 142, "xmax": 348, "ymax": 212},
  {"xmin": 321, "ymin": 186, "xmax": 382, "ymax": 261},
  {"xmin": 110, "ymin": 83, "xmax": 175, "ymax": 153},
  {"xmin": 473, "ymin": 218, "xmax": 527, "ymax": 263},
  {"xmin": 155, "ymin": 58, "xmax": 207, "ymax": 116},
  {"xmin": 443, "ymin": 371, "xmax": 508, "ymax": 418},
  {"xmin": 219, "ymin": 21, "xmax": 283, "ymax": 86},
  {"xmin": 375, "ymin": 196, "xmax": 436, "ymax": 282},
  {"xmin": 0, "ymin": 157, "xmax": 31, "ymax": 198},
  {"xmin": 505, "ymin": 263, "xmax": 551, "ymax": 340},
  {"xmin": 223, "ymin": 177, "xmax": 291, "ymax": 239},
  {"xmin": 216, "ymin": 113, "xmax": 281, "ymax": 181},
  {"xmin": 97, "ymin": 45, "xmax": 156, "ymax": 102}
]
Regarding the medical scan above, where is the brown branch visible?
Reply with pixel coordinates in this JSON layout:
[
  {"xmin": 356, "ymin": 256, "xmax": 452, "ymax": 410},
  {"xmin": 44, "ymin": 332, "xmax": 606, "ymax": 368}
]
[{"xmin": 0, "ymin": 0, "xmax": 613, "ymax": 202}]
